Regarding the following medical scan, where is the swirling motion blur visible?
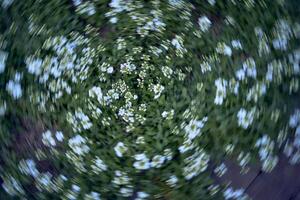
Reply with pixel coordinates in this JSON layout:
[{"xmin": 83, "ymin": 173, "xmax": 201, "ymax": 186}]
[{"xmin": 0, "ymin": 0, "xmax": 300, "ymax": 199}]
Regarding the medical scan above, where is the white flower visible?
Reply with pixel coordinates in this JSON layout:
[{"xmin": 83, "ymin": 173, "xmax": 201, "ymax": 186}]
[
  {"xmin": 109, "ymin": 0, "xmax": 126, "ymax": 13},
  {"xmin": 18, "ymin": 159, "xmax": 39, "ymax": 178},
  {"xmin": 216, "ymin": 43, "xmax": 232, "ymax": 57},
  {"xmin": 78, "ymin": 2, "xmax": 96, "ymax": 16},
  {"xmin": 166, "ymin": 175, "xmax": 178, "ymax": 187},
  {"xmin": 133, "ymin": 153, "xmax": 151, "ymax": 170},
  {"xmin": 136, "ymin": 136, "xmax": 145, "ymax": 144},
  {"xmin": 214, "ymin": 78, "xmax": 227, "ymax": 105},
  {"xmin": 164, "ymin": 148, "xmax": 173, "ymax": 160},
  {"xmin": 110, "ymin": 17, "xmax": 118, "ymax": 24},
  {"xmin": 107, "ymin": 66, "xmax": 114, "ymax": 74},
  {"xmin": 152, "ymin": 84, "xmax": 165, "ymax": 99},
  {"xmin": 55, "ymin": 131, "xmax": 64, "ymax": 142},
  {"xmin": 89, "ymin": 86, "xmax": 103, "ymax": 103},
  {"xmin": 273, "ymin": 37, "xmax": 288, "ymax": 50},
  {"xmin": 73, "ymin": 0, "xmax": 81, "ymax": 6},
  {"xmin": 207, "ymin": 0, "xmax": 216, "ymax": 5},
  {"xmin": 161, "ymin": 66, "xmax": 173, "ymax": 78},
  {"xmin": 243, "ymin": 58, "xmax": 257, "ymax": 78},
  {"xmin": 168, "ymin": 0, "xmax": 183, "ymax": 7},
  {"xmin": 161, "ymin": 110, "xmax": 174, "ymax": 119},
  {"xmin": 1, "ymin": 0, "xmax": 14, "ymax": 8},
  {"xmin": 0, "ymin": 51, "xmax": 8, "ymax": 73},
  {"xmin": 112, "ymin": 170, "xmax": 131, "ymax": 185},
  {"xmin": 136, "ymin": 191, "xmax": 149, "ymax": 199},
  {"xmin": 72, "ymin": 184, "xmax": 81, "ymax": 192},
  {"xmin": 224, "ymin": 187, "xmax": 246, "ymax": 200},
  {"xmin": 14, "ymin": 72, "xmax": 22, "ymax": 82},
  {"xmin": 266, "ymin": 63, "xmax": 273, "ymax": 81},
  {"xmin": 36, "ymin": 172, "xmax": 53, "ymax": 190},
  {"xmin": 91, "ymin": 157, "xmax": 108, "ymax": 174},
  {"xmin": 114, "ymin": 142, "xmax": 128, "ymax": 157},
  {"xmin": 120, "ymin": 61, "xmax": 136, "ymax": 73},
  {"xmin": 85, "ymin": 191, "xmax": 101, "ymax": 200},
  {"xmin": 200, "ymin": 61, "xmax": 212, "ymax": 73},
  {"xmin": 68, "ymin": 135, "xmax": 90, "ymax": 155},
  {"xmin": 184, "ymin": 117, "xmax": 207, "ymax": 140},
  {"xmin": 198, "ymin": 16, "xmax": 212, "ymax": 32},
  {"xmin": 161, "ymin": 111, "xmax": 168, "ymax": 118},
  {"xmin": 235, "ymin": 69, "xmax": 245, "ymax": 81},
  {"xmin": 289, "ymin": 110, "xmax": 300, "ymax": 128},
  {"xmin": 6, "ymin": 80, "xmax": 22, "ymax": 99},
  {"xmin": 214, "ymin": 163, "xmax": 227, "ymax": 177},
  {"xmin": 42, "ymin": 130, "xmax": 56, "ymax": 147},
  {"xmin": 231, "ymin": 40, "xmax": 242, "ymax": 49},
  {"xmin": 134, "ymin": 153, "xmax": 147, "ymax": 161},
  {"xmin": 0, "ymin": 101, "xmax": 6, "ymax": 116},
  {"xmin": 2, "ymin": 176, "xmax": 25, "ymax": 196},
  {"xmin": 237, "ymin": 108, "xmax": 255, "ymax": 129},
  {"xmin": 133, "ymin": 160, "xmax": 151, "ymax": 170},
  {"xmin": 26, "ymin": 57, "xmax": 42, "ymax": 75},
  {"xmin": 171, "ymin": 38, "xmax": 182, "ymax": 50},
  {"xmin": 119, "ymin": 187, "xmax": 133, "ymax": 197},
  {"xmin": 183, "ymin": 150, "xmax": 209, "ymax": 180},
  {"xmin": 151, "ymin": 155, "xmax": 166, "ymax": 168}
]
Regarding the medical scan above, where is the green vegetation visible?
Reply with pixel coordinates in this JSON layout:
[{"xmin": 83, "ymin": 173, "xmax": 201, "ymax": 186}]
[{"xmin": 0, "ymin": 0, "xmax": 299, "ymax": 199}]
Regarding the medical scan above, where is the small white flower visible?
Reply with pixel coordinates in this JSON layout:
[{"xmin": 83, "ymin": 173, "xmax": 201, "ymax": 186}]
[
  {"xmin": 42, "ymin": 130, "xmax": 56, "ymax": 147},
  {"xmin": 0, "ymin": 51, "xmax": 8, "ymax": 73},
  {"xmin": 235, "ymin": 69, "xmax": 245, "ymax": 81},
  {"xmin": 198, "ymin": 16, "xmax": 212, "ymax": 32},
  {"xmin": 168, "ymin": 0, "xmax": 183, "ymax": 7},
  {"xmin": 6, "ymin": 80, "xmax": 22, "ymax": 99},
  {"xmin": 171, "ymin": 38, "xmax": 182, "ymax": 50},
  {"xmin": 133, "ymin": 153, "xmax": 151, "ymax": 170},
  {"xmin": 207, "ymin": 0, "xmax": 216, "ymax": 6},
  {"xmin": 110, "ymin": 17, "xmax": 118, "ymax": 24},
  {"xmin": 214, "ymin": 78, "xmax": 227, "ymax": 105},
  {"xmin": 216, "ymin": 43, "xmax": 232, "ymax": 57},
  {"xmin": 231, "ymin": 40, "xmax": 242, "ymax": 49},
  {"xmin": 243, "ymin": 58, "xmax": 257, "ymax": 78},
  {"xmin": 133, "ymin": 160, "xmax": 151, "ymax": 170},
  {"xmin": 73, "ymin": 0, "xmax": 81, "ymax": 6},
  {"xmin": 1, "ymin": 0, "xmax": 13, "ymax": 8},
  {"xmin": 136, "ymin": 136, "xmax": 145, "ymax": 144},
  {"xmin": 85, "ymin": 191, "xmax": 101, "ymax": 200},
  {"xmin": 36, "ymin": 172, "xmax": 52, "ymax": 190},
  {"xmin": 237, "ymin": 108, "xmax": 255, "ymax": 129},
  {"xmin": 19, "ymin": 159, "xmax": 39, "ymax": 178},
  {"xmin": 0, "ymin": 101, "xmax": 7, "ymax": 116},
  {"xmin": 78, "ymin": 2, "xmax": 96, "ymax": 16},
  {"xmin": 152, "ymin": 84, "xmax": 165, "ymax": 99},
  {"xmin": 68, "ymin": 135, "xmax": 90, "ymax": 155},
  {"xmin": 72, "ymin": 184, "xmax": 81, "ymax": 192},
  {"xmin": 224, "ymin": 187, "xmax": 246, "ymax": 200},
  {"xmin": 26, "ymin": 57, "xmax": 42, "ymax": 75},
  {"xmin": 134, "ymin": 153, "xmax": 148, "ymax": 161},
  {"xmin": 92, "ymin": 157, "xmax": 107, "ymax": 173},
  {"xmin": 107, "ymin": 66, "xmax": 114, "ymax": 74},
  {"xmin": 55, "ymin": 131, "xmax": 64, "ymax": 142},
  {"xmin": 161, "ymin": 111, "xmax": 168, "ymax": 118},
  {"xmin": 114, "ymin": 142, "xmax": 127, "ymax": 157},
  {"xmin": 166, "ymin": 175, "xmax": 178, "ymax": 187},
  {"xmin": 151, "ymin": 155, "xmax": 166, "ymax": 168},
  {"xmin": 136, "ymin": 191, "xmax": 149, "ymax": 199},
  {"xmin": 119, "ymin": 187, "xmax": 133, "ymax": 197},
  {"xmin": 184, "ymin": 118, "xmax": 207, "ymax": 139},
  {"xmin": 89, "ymin": 86, "xmax": 103, "ymax": 103},
  {"xmin": 273, "ymin": 38, "xmax": 288, "ymax": 50},
  {"xmin": 289, "ymin": 110, "xmax": 300, "ymax": 128}
]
